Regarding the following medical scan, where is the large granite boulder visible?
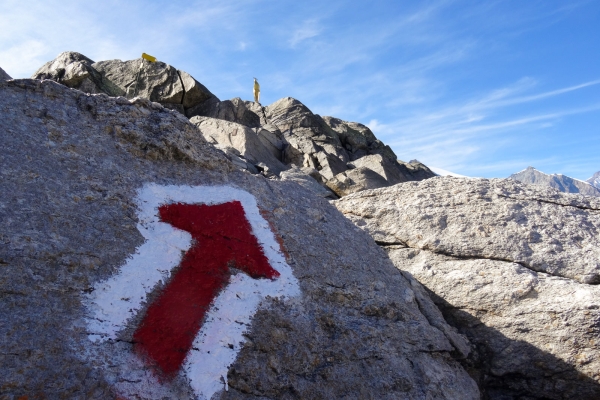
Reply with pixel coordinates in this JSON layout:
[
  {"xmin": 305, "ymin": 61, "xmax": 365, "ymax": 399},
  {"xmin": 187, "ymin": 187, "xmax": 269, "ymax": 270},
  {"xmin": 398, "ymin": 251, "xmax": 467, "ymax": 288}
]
[
  {"xmin": 31, "ymin": 51, "xmax": 217, "ymax": 115},
  {"xmin": 31, "ymin": 51, "xmax": 105, "ymax": 94},
  {"xmin": 0, "ymin": 79, "xmax": 478, "ymax": 399},
  {"xmin": 0, "ymin": 66, "xmax": 12, "ymax": 80},
  {"xmin": 334, "ymin": 177, "xmax": 600, "ymax": 399},
  {"xmin": 510, "ymin": 166, "xmax": 600, "ymax": 197},
  {"xmin": 190, "ymin": 116, "xmax": 287, "ymax": 177},
  {"xmin": 322, "ymin": 116, "xmax": 397, "ymax": 161},
  {"xmin": 186, "ymin": 97, "xmax": 261, "ymax": 128}
]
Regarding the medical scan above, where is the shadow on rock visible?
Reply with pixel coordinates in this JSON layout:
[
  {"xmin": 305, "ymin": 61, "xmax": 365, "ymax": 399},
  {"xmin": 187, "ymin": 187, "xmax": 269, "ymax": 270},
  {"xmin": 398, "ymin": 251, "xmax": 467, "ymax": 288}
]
[{"xmin": 414, "ymin": 279, "xmax": 600, "ymax": 400}]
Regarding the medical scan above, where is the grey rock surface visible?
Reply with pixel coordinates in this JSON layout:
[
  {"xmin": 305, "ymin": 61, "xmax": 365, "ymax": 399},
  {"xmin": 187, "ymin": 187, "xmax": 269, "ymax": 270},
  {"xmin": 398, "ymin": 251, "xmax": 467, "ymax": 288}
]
[
  {"xmin": 190, "ymin": 116, "xmax": 287, "ymax": 176},
  {"xmin": 31, "ymin": 52, "xmax": 216, "ymax": 115},
  {"xmin": 279, "ymin": 166, "xmax": 335, "ymax": 198},
  {"xmin": 186, "ymin": 97, "xmax": 261, "ymax": 128},
  {"xmin": 0, "ymin": 79, "xmax": 478, "ymax": 399},
  {"xmin": 334, "ymin": 177, "xmax": 600, "ymax": 399},
  {"xmin": 335, "ymin": 177, "xmax": 600, "ymax": 284},
  {"xmin": 586, "ymin": 170, "xmax": 600, "ymax": 189},
  {"xmin": 326, "ymin": 166, "xmax": 390, "ymax": 197},
  {"xmin": 510, "ymin": 166, "xmax": 600, "ymax": 197},
  {"xmin": 31, "ymin": 51, "xmax": 105, "ymax": 94},
  {"xmin": 0, "ymin": 66, "xmax": 12, "ymax": 80},
  {"xmin": 349, "ymin": 154, "xmax": 409, "ymax": 185},
  {"xmin": 322, "ymin": 116, "xmax": 396, "ymax": 162}
]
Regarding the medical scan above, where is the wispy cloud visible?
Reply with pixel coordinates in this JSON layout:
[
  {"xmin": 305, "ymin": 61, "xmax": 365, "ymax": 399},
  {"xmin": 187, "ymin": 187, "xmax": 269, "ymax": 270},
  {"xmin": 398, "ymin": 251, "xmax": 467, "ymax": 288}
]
[{"xmin": 288, "ymin": 19, "xmax": 322, "ymax": 47}]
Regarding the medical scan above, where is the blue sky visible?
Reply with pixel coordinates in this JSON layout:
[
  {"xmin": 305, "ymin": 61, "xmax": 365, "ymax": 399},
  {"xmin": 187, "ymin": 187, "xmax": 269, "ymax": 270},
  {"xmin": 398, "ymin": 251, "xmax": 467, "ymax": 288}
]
[{"xmin": 1, "ymin": 0, "xmax": 598, "ymax": 179}]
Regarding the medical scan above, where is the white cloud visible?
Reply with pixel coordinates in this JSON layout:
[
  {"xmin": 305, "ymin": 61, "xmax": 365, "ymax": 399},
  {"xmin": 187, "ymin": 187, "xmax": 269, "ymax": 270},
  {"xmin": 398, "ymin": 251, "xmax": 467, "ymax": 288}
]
[{"xmin": 288, "ymin": 19, "xmax": 321, "ymax": 47}]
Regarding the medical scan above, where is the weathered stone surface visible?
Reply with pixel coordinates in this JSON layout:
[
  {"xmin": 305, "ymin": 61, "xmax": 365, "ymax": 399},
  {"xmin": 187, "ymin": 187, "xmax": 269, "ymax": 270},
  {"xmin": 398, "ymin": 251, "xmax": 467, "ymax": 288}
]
[
  {"xmin": 187, "ymin": 97, "xmax": 260, "ymax": 128},
  {"xmin": 335, "ymin": 177, "xmax": 600, "ymax": 284},
  {"xmin": 399, "ymin": 159, "xmax": 437, "ymax": 181},
  {"xmin": 93, "ymin": 58, "xmax": 184, "ymax": 104},
  {"xmin": 322, "ymin": 116, "xmax": 396, "ymax": 161},
  {"xmin": 279, "ymin": 166, "xmax": 335, "ymax": 198},
  {"xmin": 388, "ymin": 248, "xmax": 600, "ymax": 400},
  {"xmin": 0, "ymin": 79, "xmax": 479, "ymax": 399},
  {"xmin": 190, "ymin": 116, "xmax": 287, "ymax": 176},
  {"xmin": 349, "ymin": 154, "xmax": 410, "ymax": 185},
  {"xmin": 32, "ymin": 52, "xmax": 217, "ymax": 114},
  {"xmin": 31, "ymin": 51, "xmax": 104, "ymax": 94},
  {"xmin": 510, "ymin": 166, "xmax": 600, "ymax": 197},
  {"xmin": 334, "ymin": 177, "xmax": 600, "ymax": 399},
  {"xmin": 1, "ymin": 66, "xmax": 12, "ymax": 80},
  {"xmin": 265, "ymin": 97, "xmax": 349, "ymax": 168},
  {"xmin": 326, "ymin": 167, "xmax": 390, "ymax": 197}
]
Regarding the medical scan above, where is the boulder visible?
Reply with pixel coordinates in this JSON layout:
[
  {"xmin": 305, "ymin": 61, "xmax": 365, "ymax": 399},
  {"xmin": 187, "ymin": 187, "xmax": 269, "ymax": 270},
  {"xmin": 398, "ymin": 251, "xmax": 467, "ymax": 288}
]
[
  {"xmin": 326, "ymin": 166, "xmax": 390, "ymax": 197},
  {"xmin": 264, "ymin": 97, "xmax": 350, "ymax": 170},
  {"xmin": 0, "ymin": 79, "xmax": 479, "ymax": 399},
  {"xmin": 31, "ymin": 51, "xmax": 104, "ymax": 94},
  {"xmin": 322, "ymin": 116, "xmax": 396, "ymax": 161},
  {"xmin": 334, "ymin": 177, "xmax": 600, "ymax": 399},
  {"xmin": 279, "ymin": 166, "xmax": 336, "ymax": 198},
  {"xmin": 31, "ymin": 52, "xmax": 217, "ymax": 115},
  {"xmin": 190, "ymin": 116, "xmax": 287, "ymax": 176},
  {"xmin": 0, "ymin": 66, "xmax": 12, "ymax": 80},
  {"xmin": 349, "ymin": 154, "xmax": 410, "ymax": 185},
  {"xmin": 186, "ymin": 97, "xmax": 261, "ymax": 128}
]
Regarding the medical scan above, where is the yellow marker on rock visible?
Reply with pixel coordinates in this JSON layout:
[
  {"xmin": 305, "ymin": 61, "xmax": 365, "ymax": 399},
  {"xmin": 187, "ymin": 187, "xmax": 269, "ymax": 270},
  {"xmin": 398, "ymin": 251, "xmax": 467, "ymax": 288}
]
[{"xmin": 141, "ymin": 53, "xmax": 156, "ymax": 63}]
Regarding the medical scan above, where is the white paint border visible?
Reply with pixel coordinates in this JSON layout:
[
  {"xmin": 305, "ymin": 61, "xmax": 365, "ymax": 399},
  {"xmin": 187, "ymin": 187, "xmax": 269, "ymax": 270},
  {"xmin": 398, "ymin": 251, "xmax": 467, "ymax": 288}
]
[{"xmin": 84, "ymin": 184, "xmax": 300, "ymax": 399}]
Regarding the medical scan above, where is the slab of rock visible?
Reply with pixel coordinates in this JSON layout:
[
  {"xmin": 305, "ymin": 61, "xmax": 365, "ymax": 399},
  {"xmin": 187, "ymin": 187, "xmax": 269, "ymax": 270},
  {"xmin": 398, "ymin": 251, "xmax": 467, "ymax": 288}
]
[
  {"xmin": 265, "ymin": 97, "xmax": 349, "ymax": 169},
  {"xmin": 326, "ymin": 167, "xmax": 390, "ymax": 197},
  {"xmin": 349, "ymin": 154, "xmax": 410, "ymax": 185},
  {"xmin": 190, "ymin": 116, "xmax": 287, "ymax": 176},
  {"xmin": 322, "ymin": 116, "xmax": 396, "ymax": 161},
  {"xmin": 31, "ymin": 51, "xmax": 105, "ymax": 94},
  {"xmin": 335, "ymin": 177, "xmax": 600, "ymax": 284},
  {"xmin": 279, "ymin": 166, "xmax": 335, "ymax": 198},
  {"xmin": 334, "ymin": 177, "xmax": 600, "ymax": 399},
  {"xmin": 0, "ymin": 79, "xmax": 479, "ymax": 399},
  {"xmin": 1, "ymin": 66, "xmax": 12, "ymax": 80},
  {"xmin": 186, "ymin": 97, "xmax": 261, "ymax": 128},
  {"xmin": 32, "ymin": 52, "xmax": 216, "ymax": 114}
]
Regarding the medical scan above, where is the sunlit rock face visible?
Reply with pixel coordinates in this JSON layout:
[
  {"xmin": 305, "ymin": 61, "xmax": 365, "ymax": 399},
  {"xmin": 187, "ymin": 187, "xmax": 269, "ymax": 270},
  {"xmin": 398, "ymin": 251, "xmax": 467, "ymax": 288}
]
[
  {"xmin": 334, "ymin": 177, "xmax": 600, "ymax": 399},
  {"xmin": 0, "ymin": 78, "xmax": 478, "ymax": 399}
]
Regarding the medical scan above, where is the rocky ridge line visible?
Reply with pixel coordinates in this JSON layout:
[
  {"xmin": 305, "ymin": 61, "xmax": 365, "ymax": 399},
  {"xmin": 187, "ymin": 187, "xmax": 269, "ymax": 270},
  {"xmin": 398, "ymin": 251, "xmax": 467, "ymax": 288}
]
[{"xmin": 30, "ymin": 51, "xmax": 436, "ymax": 198}]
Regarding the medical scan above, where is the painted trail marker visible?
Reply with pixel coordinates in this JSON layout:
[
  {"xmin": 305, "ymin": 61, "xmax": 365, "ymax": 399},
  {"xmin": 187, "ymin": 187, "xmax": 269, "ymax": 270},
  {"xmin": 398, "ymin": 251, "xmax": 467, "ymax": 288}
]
[{"xmin": 85, "ymin": 184, "xmax": 300, "ymax": 399}]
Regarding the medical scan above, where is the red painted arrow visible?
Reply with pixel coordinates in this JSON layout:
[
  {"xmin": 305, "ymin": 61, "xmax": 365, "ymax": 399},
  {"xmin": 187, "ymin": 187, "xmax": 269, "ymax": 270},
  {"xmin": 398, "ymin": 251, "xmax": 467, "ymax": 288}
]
[{"xmin": 132, "ymin": 201, "xmax": 279, "ymax": 378}]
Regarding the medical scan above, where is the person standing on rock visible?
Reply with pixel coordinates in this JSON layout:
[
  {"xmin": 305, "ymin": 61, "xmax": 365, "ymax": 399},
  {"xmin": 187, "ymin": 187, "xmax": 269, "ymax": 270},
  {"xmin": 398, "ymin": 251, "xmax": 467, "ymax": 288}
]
[{"xmin": 253, "ymin": 78, "xmax": 260, "ymax": 103}]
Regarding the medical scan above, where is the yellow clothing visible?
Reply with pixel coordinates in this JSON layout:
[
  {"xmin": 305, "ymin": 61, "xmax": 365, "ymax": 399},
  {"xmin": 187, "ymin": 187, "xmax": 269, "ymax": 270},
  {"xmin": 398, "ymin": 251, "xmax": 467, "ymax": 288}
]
[{"xmin": 253, "ymin": 80, "xmax": 260, "ymax": 103}]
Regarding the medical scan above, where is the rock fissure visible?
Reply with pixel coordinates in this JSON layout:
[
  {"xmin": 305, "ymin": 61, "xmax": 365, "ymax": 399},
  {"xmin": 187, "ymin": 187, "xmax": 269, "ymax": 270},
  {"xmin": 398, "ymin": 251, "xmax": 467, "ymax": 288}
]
[{"xmin": 496, "ymin": 193, "xmax": 600, "ymax": 211}]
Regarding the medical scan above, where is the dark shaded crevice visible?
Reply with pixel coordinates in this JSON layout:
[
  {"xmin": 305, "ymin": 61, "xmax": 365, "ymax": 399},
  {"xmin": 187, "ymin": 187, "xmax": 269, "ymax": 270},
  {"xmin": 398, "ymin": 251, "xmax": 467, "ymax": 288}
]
[
  {"xmin": 176, "ymin": 70, "xmax": 186, "ymax": 106},
  {"xmin": 375, "ymin": 240, "xmax": 408, "ymax": 247},
  {"xmin": 496, "ymin": 194, "xmax": 600, "ymax": 211}
]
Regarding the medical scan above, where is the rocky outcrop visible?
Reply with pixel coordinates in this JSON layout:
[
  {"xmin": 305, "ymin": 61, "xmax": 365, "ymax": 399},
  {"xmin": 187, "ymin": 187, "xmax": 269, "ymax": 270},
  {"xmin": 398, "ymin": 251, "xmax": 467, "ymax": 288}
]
[
  {"xmin": 334, "ymin": 177, "xmax": 600, "ymax": 399},
  {"xmin": 30, "ymin": 52, "xmax": 436, "ymax": 196},
  {"xmin": 190, "ymin": 116, "xmax": 287, "ymax": 177},
  {"xmin": 0, "ymin": 66, "xmax": 12, "ymax": 80},
  {"xmin": 587, "ymin": 170, "xmax": 600, "ymax": 189},
  {"xmin": 510, "ymin": 166, "xmax": 600, "ymax": 197},
  {"xmin": 32, "ymin": 51, "xmax": 217, "ymax": 116},
  {"xmin": 0, "ymin": 79, "xmax": 478, "ymax": 399}
]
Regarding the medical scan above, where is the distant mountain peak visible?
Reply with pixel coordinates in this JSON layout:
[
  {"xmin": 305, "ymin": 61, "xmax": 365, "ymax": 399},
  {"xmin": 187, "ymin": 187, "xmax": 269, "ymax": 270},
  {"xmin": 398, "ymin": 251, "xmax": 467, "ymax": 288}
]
[
  {"xmin": 586, "ymin": 171, "xmax": 600, "ymax": 189},
  {"xmin": 509, "ymin": 167, "xmax": 600, "ymax": 197}
]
